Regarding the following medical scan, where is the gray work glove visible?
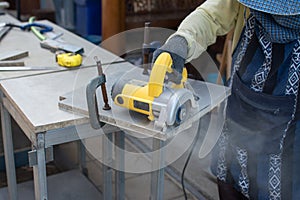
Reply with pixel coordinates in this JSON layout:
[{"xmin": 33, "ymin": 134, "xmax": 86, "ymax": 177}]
[{"xmin": 152, "ymin": 35, "xmax": 188, "ymax": 84}]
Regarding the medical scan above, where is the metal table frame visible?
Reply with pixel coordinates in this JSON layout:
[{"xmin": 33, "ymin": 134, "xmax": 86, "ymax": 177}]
[
  {"xmin": 0, "ymin": 13, "xmax": 126, "ymax": 200},
  {"xmin": 0, "ymin": 90, "xmax": 127, "ymax": 199},
  {"xmin": 0, "ymin": 89, "xmax": 174, "ymax": 200}
]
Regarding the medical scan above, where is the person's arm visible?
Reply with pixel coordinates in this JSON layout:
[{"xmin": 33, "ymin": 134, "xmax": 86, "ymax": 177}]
[{"xmin": 172, "ymin": 0, "xmax": 241, "ymax": 62}]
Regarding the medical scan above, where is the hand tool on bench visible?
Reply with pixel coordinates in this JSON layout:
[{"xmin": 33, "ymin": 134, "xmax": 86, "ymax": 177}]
[
  {"xmin": 0, "ymin": 21, "xmax": 53, "ymax": 34},
  {"xmin": 94, "ymin": 56, "xmax": 111, "ymax": 110},
  {"xmin": 40, "ymin": 38, "xmax": 84, "ymax": 54},
  {"xmin": 0, "ymin": 19, "xmax": 52, "ymax": 44},
  {"xmin": 27, "ymin": 17, "xmax": 84, "ymax": 54},
  {"xmin": 86, "ymin": 57, "xmax": 111, "ymax": 129},
  {"xmin": 55, "ymin": 51, "xmax": 82, "ymax": 68}
]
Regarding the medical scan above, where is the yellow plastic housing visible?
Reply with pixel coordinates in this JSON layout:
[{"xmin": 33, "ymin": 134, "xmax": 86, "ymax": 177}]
[
  {"xmin": 114, "ymin": 83, "xmax": 155, "ymax": 120},
  {"xmin": 56, "ymin": 53, "xmax": 82, "ymax": 67},
  {"xmin": 113, "ymin": 52, "xmax": 187, "ymax": 121},
  {"xmin": 148, "ymin": 52, "xmax": 173, "ymax": 97}
]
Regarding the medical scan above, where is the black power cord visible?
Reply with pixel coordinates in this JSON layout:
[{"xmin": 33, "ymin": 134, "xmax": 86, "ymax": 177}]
[{"xmin": 181, "ymin": 119, "xmax": 202, "ymax": 200}]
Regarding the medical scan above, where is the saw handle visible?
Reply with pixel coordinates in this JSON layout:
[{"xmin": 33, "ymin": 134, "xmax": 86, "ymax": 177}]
[
  {"xmin": 148, "ymin": 52, "xmax": 188, "ymax": 97},
  {"xmin": 86, "ymin": 75, "xmax": 107, "ymax": 129}
]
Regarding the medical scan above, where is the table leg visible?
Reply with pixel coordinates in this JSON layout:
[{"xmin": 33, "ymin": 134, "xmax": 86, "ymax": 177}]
[
  {"xmin": 102, "ymin": 133, "xmax": 113, "ymax": 200},
  {"xmin": 150, "ymin": 139, "xmax": 165, "ymax": 200},
  {"xmin": 78, "ymin": 140, "xmax": 88, "ymax": 176},
  {"xmin": 32, "ymin": 133, "xmax": 48, "ymax": 200},
  {"xmin": 0, "ymin": 96, "xmax": 18, "ymax": 200},
  {"xmin": 115, "ymin": 131, "xmax": 125, "ymax": 200}
]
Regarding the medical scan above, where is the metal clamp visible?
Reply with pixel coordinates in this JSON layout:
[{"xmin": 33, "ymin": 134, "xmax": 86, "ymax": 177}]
[{"xmin": 86, "ymin": 75, "xmax": 107, "ymax": 129}]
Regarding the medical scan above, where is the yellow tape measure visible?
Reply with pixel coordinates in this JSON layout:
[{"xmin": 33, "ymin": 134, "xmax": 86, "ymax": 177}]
[{"xmin": 56, "ymin": 52, "xmax": 82, "ymax": 68}]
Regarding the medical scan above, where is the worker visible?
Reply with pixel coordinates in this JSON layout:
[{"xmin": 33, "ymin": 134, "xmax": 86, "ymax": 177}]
[{"xmin": 152, "ymin": 0, "xmax": 300, "ymax": 199}]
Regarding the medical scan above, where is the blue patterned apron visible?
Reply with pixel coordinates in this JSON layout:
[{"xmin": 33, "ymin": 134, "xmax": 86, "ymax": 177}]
[{"xmin": 214, "ymin": 14, "xmax": 300, "ymax": 200}]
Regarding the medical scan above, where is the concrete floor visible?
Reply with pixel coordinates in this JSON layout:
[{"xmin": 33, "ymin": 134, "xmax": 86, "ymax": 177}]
[{"xmin": 0, "ymin": 170, "xmax": 102, "ymax": 200}]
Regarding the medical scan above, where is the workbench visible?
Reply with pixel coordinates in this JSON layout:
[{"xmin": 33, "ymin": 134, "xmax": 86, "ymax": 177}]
[
  {"xmin": 0, "ymin": 13, "xmax": 122, "ymax": 200},
  {"xmin": 0, "ymin": 65, "xmax": 124, "ymax": 200},
  {"xmin": 0, "ymin": 13, "xmax": 121, "ymax": 80},
  {"xmin": 1, "ymin": 60, "xmax": 229, "ymax": 200},
  {"xmin": 0, "ymin": 12, "xmax": 230, "ymax": 200},
  {"xmin": 58, "ymin": 62, "xmax": 230, "ymax": 199}
]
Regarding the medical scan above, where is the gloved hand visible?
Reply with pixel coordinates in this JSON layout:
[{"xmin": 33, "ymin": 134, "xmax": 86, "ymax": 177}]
[{"xmin": 152, "ymin": 35, "xmax": 188, "ymax": 84}]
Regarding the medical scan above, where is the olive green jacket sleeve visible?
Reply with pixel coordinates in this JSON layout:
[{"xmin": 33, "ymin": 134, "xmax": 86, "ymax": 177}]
[{"xmin": 170, "ymin": 0, "xmax": 248, "ymax": 62}]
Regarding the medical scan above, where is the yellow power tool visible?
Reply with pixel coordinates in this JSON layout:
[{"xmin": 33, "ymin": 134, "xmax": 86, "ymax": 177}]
[{"xmin": 111, "ymin": 52, "xmax": 199, "ymax": 130}]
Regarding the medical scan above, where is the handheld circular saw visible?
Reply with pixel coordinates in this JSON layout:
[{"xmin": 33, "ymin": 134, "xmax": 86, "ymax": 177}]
[{"xmin": 111, "ymin": 52, "xmax": 199, "ymax": 131}]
